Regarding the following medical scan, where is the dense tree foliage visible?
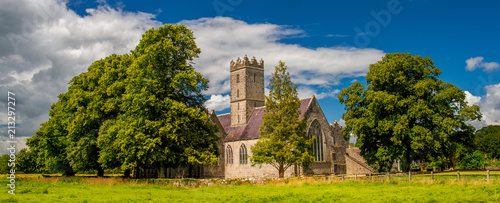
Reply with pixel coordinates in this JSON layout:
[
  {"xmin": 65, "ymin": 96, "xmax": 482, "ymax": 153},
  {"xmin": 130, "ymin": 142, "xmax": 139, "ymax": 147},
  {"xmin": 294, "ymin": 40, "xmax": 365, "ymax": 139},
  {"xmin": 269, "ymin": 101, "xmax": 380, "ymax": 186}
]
[
  {"xmin": 26, "ymin": 24, "xmax": 219, "ymax": 176},
  {"xmin": 16, "ymin": 148, "xmax": 41, "ymax": 173},
  {"xmin": 251, "ymin": 61, "xmax": 314, "ymax": 178},
  {"xmin": 98, "ymin": 24, "xmax": 219, "ymax": 172},
  {"xmin": 0, "ymin": 154, "xmax": 11, "ymax": 174},
  {"xmin": 338, "ymin": 53, "xmax": 482, "ymax": 172},
  {"xmin": 475, "ymin": 125, "xmax": 500, "ymax": 159}
]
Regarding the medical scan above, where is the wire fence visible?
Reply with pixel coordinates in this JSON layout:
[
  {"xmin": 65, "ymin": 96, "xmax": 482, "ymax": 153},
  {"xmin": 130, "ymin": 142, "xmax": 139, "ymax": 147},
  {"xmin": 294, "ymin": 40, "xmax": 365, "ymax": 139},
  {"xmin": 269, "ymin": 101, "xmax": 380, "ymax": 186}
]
[{"xmin": 336, "ymin": 170, "xmax": 500, "ymax": 182}]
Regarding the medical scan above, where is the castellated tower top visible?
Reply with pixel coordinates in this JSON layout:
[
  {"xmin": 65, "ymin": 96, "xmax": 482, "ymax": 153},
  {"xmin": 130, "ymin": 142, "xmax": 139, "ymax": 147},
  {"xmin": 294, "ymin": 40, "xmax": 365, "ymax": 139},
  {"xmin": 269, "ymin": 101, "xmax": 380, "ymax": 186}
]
[
  {"xmin": 230, "ymin": 55, "xmax": 264, "ymax": 72},
  {"xmin": 229, "ymin": 55, "xmax": 265, "ymax": 126}
]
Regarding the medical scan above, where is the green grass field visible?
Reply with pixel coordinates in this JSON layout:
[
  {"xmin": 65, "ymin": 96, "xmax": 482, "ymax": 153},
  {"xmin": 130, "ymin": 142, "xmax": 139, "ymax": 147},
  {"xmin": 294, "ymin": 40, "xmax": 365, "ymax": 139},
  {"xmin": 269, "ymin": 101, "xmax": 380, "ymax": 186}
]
[{"xmin": 2, "ymin": 175, "xmax": 499, "ymax": 202}]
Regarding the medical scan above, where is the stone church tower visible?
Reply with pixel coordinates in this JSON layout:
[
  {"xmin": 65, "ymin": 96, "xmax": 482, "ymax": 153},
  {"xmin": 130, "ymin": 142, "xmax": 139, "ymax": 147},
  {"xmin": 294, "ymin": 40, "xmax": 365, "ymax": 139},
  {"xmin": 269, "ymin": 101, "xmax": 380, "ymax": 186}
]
[{"xmin": 230, "ymin": 55, "xmax": 265, "ymax": 126}]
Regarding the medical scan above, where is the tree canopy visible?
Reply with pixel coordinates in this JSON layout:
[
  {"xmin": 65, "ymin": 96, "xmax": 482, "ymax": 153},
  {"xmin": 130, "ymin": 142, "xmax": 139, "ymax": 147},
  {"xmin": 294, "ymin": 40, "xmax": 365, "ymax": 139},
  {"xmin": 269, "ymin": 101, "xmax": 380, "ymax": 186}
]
[
  {"xmin": 475, "ymin": 125, "xmax": 500, "ymax": 159},
  {"xmin": 250, "ymin": 61, "xmax": 314, "ymax": 178},
  {"xmin": 338, "ymin": 53, "xmax": 482, "ymax": 172},
  {"xmin": 26, "ymin": 24, "xmax": 219, "ymax": 176}
]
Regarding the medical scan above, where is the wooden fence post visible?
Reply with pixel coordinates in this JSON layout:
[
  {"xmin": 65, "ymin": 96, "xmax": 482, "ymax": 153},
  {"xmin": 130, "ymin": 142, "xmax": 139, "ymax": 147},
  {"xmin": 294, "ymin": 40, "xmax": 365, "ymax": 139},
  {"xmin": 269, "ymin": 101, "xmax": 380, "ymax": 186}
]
[
  {"xmin": 431, "ymin": 171, "xmax": 434, "ymax": 182},
  {"xmin": 369, "ymin": 173, "xmax": 372, "ymax": 181},
  {"xmin": 457, "ymin": 171, "xmax": 460, "ymax": 181},
  {"xmin": 387, "ymin": 172, "xmax": 390, "ymax": 181},
  {"xmin": 342, "ymin": 175, "xmax": 344, "ymax": 182},
  {"xmin": 409, "ymin": 171, "xmax": 412, "ymax": 182},
  {"xmin": 487, "ymin": 170, "xmax": 490, "ymax": 182}
]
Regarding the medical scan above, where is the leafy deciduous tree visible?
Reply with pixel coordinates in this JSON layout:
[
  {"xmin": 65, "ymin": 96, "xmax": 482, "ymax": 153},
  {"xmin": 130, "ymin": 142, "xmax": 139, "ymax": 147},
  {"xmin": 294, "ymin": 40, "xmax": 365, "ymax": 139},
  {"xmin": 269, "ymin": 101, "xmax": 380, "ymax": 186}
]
[
  {"xmin": 97, "ymin": 24, "xmax": 219, "ymax": 174},
  {"xmin": 475, "ymin": 125, "xmax": 500, "ymax": 159},
  {"xmin": 338, "ymin": 53, "xmax": 481, "ymax": 172},
  {"xmin": 250, "ymin": 61, "xmax": 314, "ymax": 178}
]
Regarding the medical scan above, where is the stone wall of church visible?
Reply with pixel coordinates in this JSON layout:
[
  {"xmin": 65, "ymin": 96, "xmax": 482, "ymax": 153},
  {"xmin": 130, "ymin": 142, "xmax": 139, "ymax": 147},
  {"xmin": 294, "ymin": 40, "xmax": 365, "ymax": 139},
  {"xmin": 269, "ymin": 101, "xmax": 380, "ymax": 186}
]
[
  {"xmin": 346, "ymin": 147, "xmax": 374, "ymax": 174},
  {"xmin": 202, "ymin": 112, "xmax": 227, "ymax": 178},
  {"xmin": 224, "ymin": 139, "xmax": 297, "ymax": 178}
]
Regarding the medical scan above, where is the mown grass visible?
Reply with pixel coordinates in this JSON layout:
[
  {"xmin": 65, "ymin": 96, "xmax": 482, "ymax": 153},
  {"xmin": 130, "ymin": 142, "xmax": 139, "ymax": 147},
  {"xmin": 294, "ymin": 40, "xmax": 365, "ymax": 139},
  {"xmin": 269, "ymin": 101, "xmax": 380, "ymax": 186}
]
[{"xmin": 1, "ymin": 175, "xmax": 499, "ymax": 202}]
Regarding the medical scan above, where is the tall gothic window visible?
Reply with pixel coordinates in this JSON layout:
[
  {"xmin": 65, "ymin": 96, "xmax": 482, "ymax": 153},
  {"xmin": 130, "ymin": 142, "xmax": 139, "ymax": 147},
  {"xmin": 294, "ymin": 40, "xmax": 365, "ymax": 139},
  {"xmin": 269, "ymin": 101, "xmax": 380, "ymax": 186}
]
[
  {"xmin": 308, "ymin": 120, "xmax": 324, "ymax": 161},
  {"xmin": 239, "ymin": 144, "xmax": 248, "ymax": 164},
  {"xmin": 226, "ymin": 145, "xmax": 233, "ymax": 164}
]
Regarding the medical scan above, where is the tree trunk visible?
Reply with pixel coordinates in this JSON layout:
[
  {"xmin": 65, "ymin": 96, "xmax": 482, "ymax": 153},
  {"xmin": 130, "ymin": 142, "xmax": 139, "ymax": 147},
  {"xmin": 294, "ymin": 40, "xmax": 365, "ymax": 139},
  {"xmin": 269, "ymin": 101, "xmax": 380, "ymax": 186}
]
[
  {"xmin": 62, "ymin": 164, "xmax": 76, "ymax": 176},
  {"xmin": 278, "ymin": 164, "xmax": 284, "ymax": 178},
  {"xmin": 158, "ymin": 167, "xmax": 165, "ymax": 178},
  {"xmin": 97, "ymin": 167, "xmax": 104, "ymax": 177},
  {"xmin": 124, "ymin": 169, "xmax": 131, "ymax": 178}
]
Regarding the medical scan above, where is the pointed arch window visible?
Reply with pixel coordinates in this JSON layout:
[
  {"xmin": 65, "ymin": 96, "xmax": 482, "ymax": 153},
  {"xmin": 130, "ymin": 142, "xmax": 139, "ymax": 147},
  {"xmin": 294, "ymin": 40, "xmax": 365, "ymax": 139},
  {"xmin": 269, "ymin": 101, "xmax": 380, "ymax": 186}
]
[
  {"xmin": 308, "ymin": 120, "xmax": 324, "ymax": 161},
  {"xmin": 239, "ymin": 144, "xmax": 248, "ymax": 164},
  {"xmin": 226, "ymin": 145, "xmax": 233, "ymax": 164}
]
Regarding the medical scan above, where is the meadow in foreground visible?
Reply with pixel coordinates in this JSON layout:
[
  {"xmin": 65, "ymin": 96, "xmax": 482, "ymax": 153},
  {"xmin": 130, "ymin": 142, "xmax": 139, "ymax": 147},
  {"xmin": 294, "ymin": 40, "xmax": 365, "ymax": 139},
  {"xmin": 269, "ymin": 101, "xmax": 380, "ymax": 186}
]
[{"xmin": 1, "ymin": 175, "xmax": 499, "ymax": 202}]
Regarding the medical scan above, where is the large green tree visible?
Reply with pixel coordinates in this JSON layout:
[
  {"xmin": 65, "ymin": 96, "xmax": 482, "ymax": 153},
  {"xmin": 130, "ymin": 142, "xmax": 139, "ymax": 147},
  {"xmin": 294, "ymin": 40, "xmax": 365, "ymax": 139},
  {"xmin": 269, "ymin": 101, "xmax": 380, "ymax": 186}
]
[
  {"xmin": 97, "ymin": 24, "xmax": 219, "ymax": 174},
  {"xmin": 338, "ymin": 53, "xmax": 481, "ymax": 172},
  {"xmin": 65, "ymin": 54, "xmax": 131, "ymax": 176},
  {"xmin": 250, "ymin": 61, "xmax": 314, "ymax": 178},
  {"xmin": 28, "ymin": 24, "xmax": 219, "ymax": 177},
  {"xmin": 26, "ymin": 54, "xmax": 130, "ymax": 176},
  {"xmin": 27, "ymin": 98, "xmax": 75, "ymax": 175},
  {"xmin": 475, "ymin": 125, "xmax": 500, "ymax": 159}
]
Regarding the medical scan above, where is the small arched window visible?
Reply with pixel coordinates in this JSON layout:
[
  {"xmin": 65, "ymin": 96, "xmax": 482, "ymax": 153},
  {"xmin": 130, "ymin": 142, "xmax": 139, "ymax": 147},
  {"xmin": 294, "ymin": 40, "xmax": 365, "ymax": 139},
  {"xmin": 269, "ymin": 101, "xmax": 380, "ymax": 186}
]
[
  {"xmin": 226, "ymin": 145, "xmax": 233, "ymax": 164},
  {"xmin": 308, "ymin": 120, "xmax": 324, "ymax": 161},
  {"xmin": 239, "ymin": 144, "xmax": 248, "ymax": 164}
]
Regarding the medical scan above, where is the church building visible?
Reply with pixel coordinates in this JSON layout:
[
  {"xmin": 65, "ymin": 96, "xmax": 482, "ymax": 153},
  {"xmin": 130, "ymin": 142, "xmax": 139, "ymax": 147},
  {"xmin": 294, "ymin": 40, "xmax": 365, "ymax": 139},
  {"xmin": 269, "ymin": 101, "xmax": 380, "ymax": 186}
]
[
  {"xmin": 201, "ymin": 55, "xmax": 373, "ymax": 178},
  {"xmin": 148, "ymin": 56, "xmax": 374, "ymax": 179}
]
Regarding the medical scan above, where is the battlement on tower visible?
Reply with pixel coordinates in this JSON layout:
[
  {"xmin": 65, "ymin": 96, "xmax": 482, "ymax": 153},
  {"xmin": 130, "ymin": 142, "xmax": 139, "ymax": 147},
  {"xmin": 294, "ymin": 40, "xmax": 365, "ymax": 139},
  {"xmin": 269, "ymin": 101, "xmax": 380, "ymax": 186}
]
[{"xmin": 230, "ymin": 55, "xmax": 264, "ymax": 72}]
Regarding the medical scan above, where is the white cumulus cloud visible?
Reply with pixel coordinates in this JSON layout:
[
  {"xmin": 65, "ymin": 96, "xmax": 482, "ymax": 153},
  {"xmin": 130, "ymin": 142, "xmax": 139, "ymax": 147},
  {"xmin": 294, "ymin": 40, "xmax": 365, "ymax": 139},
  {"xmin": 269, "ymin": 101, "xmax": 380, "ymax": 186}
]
[
  {"xmin": 464, "ymin": 90, "xmax": 481, "ymax": 105},
  {"xmin": 465, "ymin": 56, "xmax": 499, "ymax": 72},
  {"xmin": 205, "ymin": 94, "xmax": 231, "ymax": 112},
  {"xmin": 466, "ymin": 84, "xmax": 500, "ymax": 129}
]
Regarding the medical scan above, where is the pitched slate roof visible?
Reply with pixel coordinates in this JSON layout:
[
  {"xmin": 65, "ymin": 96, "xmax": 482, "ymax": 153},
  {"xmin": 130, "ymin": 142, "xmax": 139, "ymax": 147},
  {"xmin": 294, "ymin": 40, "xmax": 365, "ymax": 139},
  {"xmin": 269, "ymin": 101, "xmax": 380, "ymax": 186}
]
[{"xmin": 218, "ymin": 98, "xmax": 312, "ymax": 142}]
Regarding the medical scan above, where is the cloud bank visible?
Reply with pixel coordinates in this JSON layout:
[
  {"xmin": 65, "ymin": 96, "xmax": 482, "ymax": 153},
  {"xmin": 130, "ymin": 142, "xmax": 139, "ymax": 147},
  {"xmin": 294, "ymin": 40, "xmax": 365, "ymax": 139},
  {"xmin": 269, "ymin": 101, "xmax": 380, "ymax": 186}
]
[{"xmin": 182, "ymin": 17, "xmax": 384, "ymax": 111}]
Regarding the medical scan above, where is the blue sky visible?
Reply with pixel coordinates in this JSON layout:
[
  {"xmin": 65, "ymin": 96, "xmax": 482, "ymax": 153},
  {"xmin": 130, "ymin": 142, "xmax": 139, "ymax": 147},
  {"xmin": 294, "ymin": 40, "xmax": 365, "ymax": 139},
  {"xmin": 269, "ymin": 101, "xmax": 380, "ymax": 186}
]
[{"xmin": 0, "ymin": 0, "xmax": 499, "ymax": 153}]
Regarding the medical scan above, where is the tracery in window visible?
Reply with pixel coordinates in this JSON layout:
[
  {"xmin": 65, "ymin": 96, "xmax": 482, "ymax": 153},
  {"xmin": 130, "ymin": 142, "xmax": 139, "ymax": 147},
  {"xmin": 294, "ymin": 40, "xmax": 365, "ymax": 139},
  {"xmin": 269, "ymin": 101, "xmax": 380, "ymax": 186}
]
[{"xmin": 308, "ymin": 120, "xmax": 324, "ymax": 161}]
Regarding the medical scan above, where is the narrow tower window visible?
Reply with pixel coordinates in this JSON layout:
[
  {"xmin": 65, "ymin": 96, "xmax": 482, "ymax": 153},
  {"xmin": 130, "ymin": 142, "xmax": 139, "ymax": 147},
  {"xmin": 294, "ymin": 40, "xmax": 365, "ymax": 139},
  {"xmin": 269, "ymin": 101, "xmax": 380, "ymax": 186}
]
[
  {"xmin": 236, "ymin": 74, "xmax": 240, "ymax": 83},
  {"xmin": 237, "ymin": 89, "xmax": 239, "ymax": 97},
  {"xmin": 253, "ymin": 73, "xmax": 256, "ymax": 82}
]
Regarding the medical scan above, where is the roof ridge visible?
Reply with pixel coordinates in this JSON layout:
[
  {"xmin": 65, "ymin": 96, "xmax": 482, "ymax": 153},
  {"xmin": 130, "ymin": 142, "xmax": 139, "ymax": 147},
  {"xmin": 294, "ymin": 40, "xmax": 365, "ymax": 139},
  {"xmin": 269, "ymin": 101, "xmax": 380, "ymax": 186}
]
[{"xmin": 217, "ymin": 112, "xmax": 231, "ymax": 116}]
